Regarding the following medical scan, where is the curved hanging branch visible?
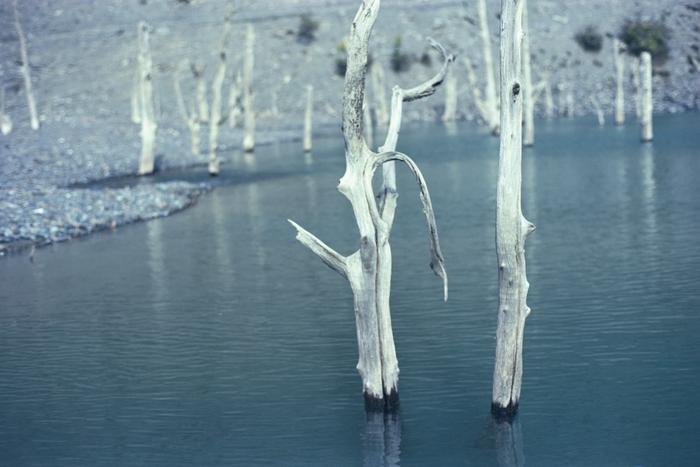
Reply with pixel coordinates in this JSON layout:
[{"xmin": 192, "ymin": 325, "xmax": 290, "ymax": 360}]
[
  {"xmin": 402, "ymin": 38, "xmax": 455, "ymax": 102},
  {"xmin": 363, "ymin": 151, "xmax": 448, "ymax": 301}
]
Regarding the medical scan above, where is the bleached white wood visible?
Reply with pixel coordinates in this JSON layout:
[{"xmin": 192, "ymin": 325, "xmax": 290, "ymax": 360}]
[
  {"xmin": 631, "ymin": 56, "xmax": 642, "ymax": 120},
  {"xmin": 242, "ymin": 24, "xmax": 256, "ymax": 153},
  {"xmin": 130, "ymin": 70, "xmax": 141, "ymax": 124},
  {"xmin": 613, "ymin": 38, "xmax": 625, "ymax": 126},
  {"xmin": 521, "ymin": 0, "xmax": 534, "ymax": 147},
  {"xmin": 192, "ymin": 63, "xmax": 209, "ymax": 124},
  {"xmin": 492, "ymin": 0, "xmax": 535, "ymax": 418},
  {"xmin": 174, "ymin": 61, "xmax": 201, "ymax": 156},
  {"xmin": 640, "ymin": 52, "xmax": 653, "ymax": 142},
  {"xmin": 370, "ymin": 63, "xmax": 389, "ymax": 127},
  {"xmin": 442, "ymin": 68, "xmax": 457, "ymax": 122},
  {"xmin": 13, "ymin": 0, "xmax": 39, "ymax": 130},
  {"xmin": 228, "ymin": 71, "xmax": 242, "ymax": 128},
  {"xmin": 289, "ymin": 1, "xmax": 449, "ymax": 409},
  {"xmin": 363, "ymin": 100, "xmax": 374, "ymax": 149},
  {"xmin": 137, "ymin": 22, "xmax": 157, "ymax": 176},
  {"xmin": 208, "ymin": 20, "xmax": 232, "ymax": 176},
  {"xmin": 476, "ymin": 0, "xmax": 499, "ymax": 134},
  {"xmin": 590, "ymin": 95, "xmax": 605, "ymax": 126},
  {"xmin": 0, "ymin": 87, "xmax": 12, "ymax": 136},
  {"xmin": 303, "ymin": 85, "xmax": 313, "ymax": 152}
]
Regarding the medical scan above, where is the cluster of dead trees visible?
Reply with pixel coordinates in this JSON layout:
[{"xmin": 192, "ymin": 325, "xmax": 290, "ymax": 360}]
[{"xmin": 131, "ymin": 13, "xmax": 257, "ymax": 176}]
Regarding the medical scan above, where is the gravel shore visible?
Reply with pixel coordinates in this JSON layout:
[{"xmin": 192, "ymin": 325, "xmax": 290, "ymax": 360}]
[{"xmin": 1, "ymin": 0, "xmax": 698, "ymax": 254}]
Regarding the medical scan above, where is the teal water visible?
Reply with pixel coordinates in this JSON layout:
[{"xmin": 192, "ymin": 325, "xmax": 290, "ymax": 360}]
[{"xmin": 1, "ymin": 114, "xmax": 699, "ymax": 466}]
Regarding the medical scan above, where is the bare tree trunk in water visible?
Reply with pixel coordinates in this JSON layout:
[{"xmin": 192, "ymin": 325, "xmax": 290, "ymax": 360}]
[
  {"xmin": 522, "ymin": 0, "xmax": 534, "ymax": 147},
  {"xmin": 208, "ymin": 18, "xmax": 232, "ymax": 176},
  {"xmin": 303, "ymin": 85, "xmax": 313, "ymax": 153},
  {"xmin": 631, "ymin": 56, "xmax": 642, "ymax": 120},
  {"xmin": 131, "ymin": 70, "xmax": 141, "ymax": 124},
  {"xmin": 228, "ymin": 71, "xmax": 242, "ymax": 128},
  {"xmin": 476, "ymin": 0, "xmax": 499, "ymax": 134},
  {"xmin": 442, "ymin": 68, "xmax": 457, "ymax": 122},
  {"xmin": 13, "ymin": 0, "xmax": 39, "ymax": 130},
  {"xmin": 289, "ymin": 0, "xmax": 450, "ymax": 410},
  {"xmin": 174, "ymin": 61, "xmax": 200, "ymax": 156},
  {"xmin": 243, "ymin": 24, "xmax": 256, "ymax": 153},
  {"xmin": 640, "ymin": 52, "xmax": 653, "ymax": 142},
  {"xmin": 137, "ymin": 22, "xmax": 157, "ymax": 176},
  {"xmin": 0, "ymin": 88, "xmax": 12, "ymax": 135},
  {"xmin": 613, "ymin": 38, "xmax": 626, "ymax": 125},
  {"xmin": 590, "ymin": 95, "xmax": 605, "ymax": 126},
  {"xmin": 492, "ymin": 0, "xmax": 535, "ymax": 419},
  {"xmin": 370, "ymin": 63, "xmax": 389, "ymax": 127}
]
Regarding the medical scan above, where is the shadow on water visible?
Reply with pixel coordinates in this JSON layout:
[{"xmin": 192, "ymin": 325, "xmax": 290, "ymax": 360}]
[{"xmin": 362, "ymin": 410, "xmax": 402, "ymax": 467}]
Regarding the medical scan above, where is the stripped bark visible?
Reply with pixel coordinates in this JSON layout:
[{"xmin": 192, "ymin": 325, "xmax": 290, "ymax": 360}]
[
  {"xmin": 192, "ymin": 63, "xmax": 209, "ymax": 124},
  {"xmin": 130, "ymin": 70, "xmax": 141, "ymax": 124},
  {"xmin": 442, "ymin": 68, "xmax": 457, "ymax": 122},
  {"xmin": 242, "ymin": 24, "xmax": 256, "ymax": 153},
  {"xmin": 13, "ymin": 0, "xmax": 39, "ymax": 130},
  {"xmin": 370, "ymin": 63, "xmax": 389, "ymax": 127},
  {"xmin": 174, "ymin": 61, "xmax": 201, "ymax": 156},
  {"xmin": 640, "ymin": 51, "xmax": 653, "ymax": 142},
  {"xmin": 476, "ymin": 0, "xmax": 500, "ymax": 134},
  {"xmin": 303, "ymin": 85, "xmax": 313, "ymax": 152},
  {"xmin": 590, "ymin": 95, "xmax": 605, "ymax": 126},
  {"xmin": 137, "ymin": 21, "xmax": 157, "ymax": 176},
  {"xmin": 289, "ymin": 1, "xmax": 450, "ymax": 409},
  {"xmin": 522, "ymin": 0, "xmax": 534, "ymax": 147},
  {"xmin": 208, "ymin": 19, "xmax": 232, "ymax": 176},
  {"xmin": 492, "ymin": 0, "xmax": 535, "ymax": 418},
  {"xmin": 0, "ymin": 87, "xmax": 12, "ymax": 136},
  {"xmin": 228, "ymin": 71, "xmax": 243, "ymax": 128},
  {"xmin": 613, "ymin": 38, "xmax": 626, "ymax": 125},
  {"xmin": 631, "ymin": 56, "xmax": 642, "ymax": 120}
]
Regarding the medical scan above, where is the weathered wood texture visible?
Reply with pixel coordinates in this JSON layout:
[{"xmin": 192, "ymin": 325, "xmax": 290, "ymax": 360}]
[
  {"xmin": 208, "ymin": 20, "xmax": 232, "ymax": 176},
  {"xmin": 492, "ymin": 0, "xmax": 535, "ymax": 418},
  {"xmin": 243, "ymin": 24, "xmax": 256, "ymax": 153},
  {"xmin": 640, "ymin": 52, "xmax": 653, "ymax": 142},
  {"xmin": 13, "ymin": 0, "xmax": 39, "ymax": 130},
  {"xmin": 613, "ymin": 38, "xmax": 625, "ymax": 125},
  {"xmin": 174, "ymin": 61, "xmax": 201, "ymax": 156},
  {"xmin": 289, "ymin": 0, "xmax": 450, "ymax": 410},
  {"xmin": 137, "ymin": 22, "xmax": 157, "ymax": 176}
]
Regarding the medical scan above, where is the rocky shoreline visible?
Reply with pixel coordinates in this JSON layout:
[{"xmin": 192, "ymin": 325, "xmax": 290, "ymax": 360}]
[{"xmin": 1, "ymin": 0, "xmax": 698, "ymax": 255}]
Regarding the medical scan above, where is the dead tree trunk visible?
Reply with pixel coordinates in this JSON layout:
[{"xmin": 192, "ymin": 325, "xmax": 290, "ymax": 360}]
[
  {"xmin": 442, "ymin": 68, "xmax": 457, "ymax": 122},
  {"xmin": 522, "ymin": 0, "xmax": 534, "ymax": 147},
  {"xmin": 242, "ymin": 24, "xmax": 256, "ymax": 153},
  {"xmin": 174, "ymin": 61, "xmax": 200, "ymax": 156},
  {"xmin": 631, "ymin": 56, "xmax": 642, "ymax": 120},
  {"xmin": 289, "ymin": 1, "xmax": 450, "ymax": 410},
  {"xmin": 0, "ymin": 88, "xmax": 12, "ymax": 136},
  {"xmin": 476, "ymin": 0, "xmax": 499, "ymax": 134},
  {"xmin": 303, "ymin": 85, "xmax": 313, "ymax": 152},
  {"xmin": 640, "ymin": 51, "xmax": 653, "ymax": 142},
  {"xmin": 13, "ymin": 0, "xmax": 39, "ymax": 130},
  {"xmin": 131, "ymin": 70, "xmax": 141, "ymax": 124},
  {"xmin": 208, "ymin": 19, "xmax": 232, "ymax": 176},
  {"xmin": 137, "ymin": 21, "xmax": 157, "ymax": 176},
  {"xmin": 613, "ymin": 38, "xmax": 625, "ymax": 126},
  {"xmin": 370, "ymin": 63, "xmax": 389, "ymax": 127},
  {"xmin": 228, "ymin": 71, "xmax": 242, "ymax": 128},
  {"xmin": 492, "ymin": 0, "xmax": 535, "ymax": 419},
  {"xmin": 192, "ymin": 64, "xmax": 209, "ymax": 124},
  {"xmin": 590, "ymin": 95, "xmax": 605, "ymax": 126}
]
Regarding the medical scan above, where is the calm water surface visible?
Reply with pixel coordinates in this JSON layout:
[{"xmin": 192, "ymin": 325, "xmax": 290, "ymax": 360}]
[{"xmin": 1, "ymin": 114, "xmax": 699, "ymax": 466}]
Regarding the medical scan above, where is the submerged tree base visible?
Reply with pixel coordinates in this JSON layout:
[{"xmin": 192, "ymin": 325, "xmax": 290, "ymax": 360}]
[
  {"xmin": 364, "ymin": 389, "xmax": 400, "ymax": 412},
  {"xmin": 491, "ymin": 401, "xmax": 519, "ymax": 421}
]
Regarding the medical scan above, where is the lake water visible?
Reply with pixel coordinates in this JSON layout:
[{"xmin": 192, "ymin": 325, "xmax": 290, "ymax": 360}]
[{"xmin": 1, "ymin": 114, "xmax": 699, "ymax": 466}]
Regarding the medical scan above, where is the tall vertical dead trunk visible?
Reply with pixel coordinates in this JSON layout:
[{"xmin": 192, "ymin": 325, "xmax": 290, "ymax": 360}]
[
  {"xmin": 131, "ymin": 70, "xmax": 142, "ymax": 124},
  {"xmin": 521, "ymin": 0, "xmax": 534, "ymax": 147},
  {"xmin": 193, "ymin": 64, "xmax": 209, "ymax": 124},
  {"xmin": 0, "ymin": 88, "xmax": 12, "ymax": 136},
  {"xmin": 442, "ymin": 69, "xmax": 457, "ymax": 122},
  {"xmin": 631, "ymin": 56, "xmax": 642, "ymax": 120},
  {"xmin": 640, "ymin": 51, "xmax": 653, "ymax": 142},
  {"xmin": 13, "ymin": 0, "xmax": 39, "ymax": 130},
  {"xmin": 590, "ymin": 95, "xmax": 605, "ymax": 126},
  {"xmin": 228, "ymin": 71, "xmax": 242, "ymax": 128},
  {"xmin": 208, "ymin": 19, "xmax": 232, "ymax": 176},
  {"xmin": 242, "ymin": 24, "xmax": 256, "ymax": 153},
  {"xmin": 137, "ymin": 21, "xmax": 157, "ymax": 176},
  {"xmin": 476, "ymin": 0, "xmax": 500, "ymax": 134},
  {"xmin": 289, "ymin": 0, "xmax": 450, "ymax": 409},
  {"xmin": 492, "ymin": 0, "xmax": 535, "ymax": 418},
  {"xmin": 303, "ymin": 85, "xmax": 313, "ymax": 152},
  {"xmin": 370, "ymin": 63, "xmax": 389, "ymax": 127},
  {"xmin": 613, "ymin": 38, "xmax": 625, "ymax": 126},
  {"xmin": 174, "ymin": 61, "xmax": 200, "ymax": 156}
]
